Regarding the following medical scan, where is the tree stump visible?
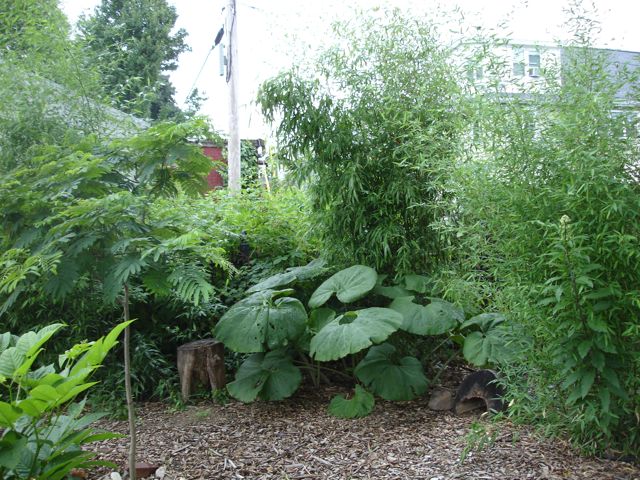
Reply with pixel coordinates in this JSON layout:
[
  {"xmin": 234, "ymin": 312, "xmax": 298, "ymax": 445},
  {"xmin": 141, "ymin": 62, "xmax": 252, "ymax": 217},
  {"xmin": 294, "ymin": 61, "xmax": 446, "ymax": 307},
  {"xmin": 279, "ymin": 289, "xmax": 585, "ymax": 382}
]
[{"xmin": 177, "ymin": 339, "xmax": 226, "ymax": 402}]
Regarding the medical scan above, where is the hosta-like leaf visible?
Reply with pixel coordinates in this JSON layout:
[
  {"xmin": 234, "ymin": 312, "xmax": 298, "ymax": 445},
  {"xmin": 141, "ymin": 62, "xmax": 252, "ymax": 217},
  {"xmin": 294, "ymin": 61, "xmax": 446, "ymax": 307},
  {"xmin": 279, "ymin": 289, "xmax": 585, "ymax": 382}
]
[
  {"xmin": 463, "ymin": 330, "xmax": 512, "ymax": 367},
  {"xmin": 247, "ymin": 259, "xmax": 327, "ymax": 293},
  {"xmin": 227, "ymin": 350, "xmax": 301, "ymax": 402},
  {"xmin": 213, "ymin": 290, "xmax": 307, "ymax": 353},
  {"xmin": 310, "ymin": 307, "xmax": 402, "ymax": 361},
  {"xmin": 308, "ymin": 308, "xmax": 336, "ymax": 333},
  {"xmin": 389, "ymin": 297, "xmax": 461, "ymax": 335},
  {"xmin": 462, "ymin": 313, "xmax": 515, "ymax": 367},
  {"xmin": 402, "ymin": 274, "xmax": 432, "ymax": 293},
  {"xmin": 355, "ymin": 343, "xmax": 428, "ymax": 401},
  {"xmin": 461, "ymin": 313, "xmax": 506, "ymax": 331},
  {"xmin": 328, "ymin": 385, "xmax": 375, "ymax": 419},
  {"xmin": 308, "ymin": 265, "xmax": 377, "ymax": 308},
  {"xmin": 286, "ymin": 258, "xmax": 327, "ymax": 281},
  {"xmin": 246, "ymin": 271, "xmax": 296, "ymax": 293},
  {"xmin": 373, "ymin": 285, "xmax": 412, "ymax": 299}
]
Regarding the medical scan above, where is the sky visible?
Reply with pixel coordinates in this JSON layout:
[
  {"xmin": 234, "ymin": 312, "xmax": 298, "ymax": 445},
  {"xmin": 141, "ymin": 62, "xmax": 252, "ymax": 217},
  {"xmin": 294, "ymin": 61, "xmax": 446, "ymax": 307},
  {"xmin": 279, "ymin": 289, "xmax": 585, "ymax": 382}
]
[{"xmin": 61, "ymin": 0, "xmax": 640, "ymax": 138}]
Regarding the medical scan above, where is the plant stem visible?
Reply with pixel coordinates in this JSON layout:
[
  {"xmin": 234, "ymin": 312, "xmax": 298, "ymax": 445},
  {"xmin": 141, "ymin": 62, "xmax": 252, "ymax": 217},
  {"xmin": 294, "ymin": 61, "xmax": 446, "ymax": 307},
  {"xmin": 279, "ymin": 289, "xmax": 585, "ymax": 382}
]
[
  {"xmin": 123, "ymin": 283, "xmax": 137, "ymax": 480},
  {"xmin": 431, "ymin": 350, "xmax": 459, "ymax": 387},
  {"xmin": 294, "ymin": 362, "xmax": 353, "ymax": 381}
]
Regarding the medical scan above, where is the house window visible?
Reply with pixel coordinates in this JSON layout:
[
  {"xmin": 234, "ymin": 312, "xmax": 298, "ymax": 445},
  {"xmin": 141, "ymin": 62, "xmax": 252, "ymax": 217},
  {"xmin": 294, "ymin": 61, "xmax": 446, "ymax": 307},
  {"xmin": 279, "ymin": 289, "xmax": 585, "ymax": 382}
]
[
  {"xmin": 528, "ymin": 53, "xmax": 541, "ymax": 77},
  {"xmin": 466, "ymin": 64, "xmax": 484, "ymax": 82},
  {"xmin": 513, "ymin": 47, "xmax": 525, "ymax": 77}
]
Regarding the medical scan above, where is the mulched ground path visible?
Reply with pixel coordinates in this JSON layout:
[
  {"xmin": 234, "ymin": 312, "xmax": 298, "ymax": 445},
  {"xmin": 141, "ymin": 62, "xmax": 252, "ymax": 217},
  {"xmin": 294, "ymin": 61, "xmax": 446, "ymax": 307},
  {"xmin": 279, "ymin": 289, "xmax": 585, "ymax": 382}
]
[{"xmin": 90, "ymin": 387, "xmax": 640, "ymax": 480}]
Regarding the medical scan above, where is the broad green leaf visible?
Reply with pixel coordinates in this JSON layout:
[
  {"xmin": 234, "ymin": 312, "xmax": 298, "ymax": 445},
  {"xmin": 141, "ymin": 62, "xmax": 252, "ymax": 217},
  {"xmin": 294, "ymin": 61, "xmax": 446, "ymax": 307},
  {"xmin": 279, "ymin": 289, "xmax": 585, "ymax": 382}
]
[
  {"xmin": 246, "ymin": 271, "xmax": 296, "ymax": 293},
  {"xmin": 308, "ymin": 308, "xmax": 336, "ymax": 333},
  {"xmin": 328, "ymin": 385, "xmax": 375, "ymax": 419},
  {"xmin": 16, "ymin": 398, "xmax": 48, "ymax": 417},
  {"xmin": 227, "ymin": 350, "xmax": 301, "ymax": 402},
  {"xmin": 354, "ymin": 343, "xmax": 428, "ymax": 401},
  {"xmin": 17, "ymin": 323, "xmax": 64, "ymax": 359},
  {"xmin": 70, "ymin": 321, "xmax": 132, "ymax": 376},
  {"xmin": 587, "ymin": 315, "xmax": 609, "ymax": 333},
  {"xmin": 213, "ymin": 290, "xmax": 307, "ymax": 353},
  {"xmin": 247, "ymin": 259, "xmax": 327, "ymax": 293},
  {"xmin": 577, "ymin": 339, "xmax": 592, "ymax": 359},
  {"xmin": 0, "ymin": 402, "xmax": 22, "ymax": 427},
  {"xmin": 0, "ymin": 332, "xmax": 14, "ymax": 353},
  {"xmin": 389, "ymin": 297, "xmax": 460, "ymax": 335},
  {"xmin": 598, "ymin": 388, "xmax": 611, "ymax": 411},
  {"xmin": 402, "ymin": 274, "xmax": 432, "ymax": 293},
  {"xmin": 590, "ymin": 350, "xmax": 605, "ymax": 371},
  {"xmin": 461, "ymin": 313, "xmax": 505, "ymax": 331},
  {"xmin": 310, "ymin": 307, "xmax": 402, "ymax": 361},
  {"xmin": 285, "ymin": 258, "xmax": 327, "ymax": 281},
  {"xmin": 462, "ymin": 331, "xmax": 491, "ymax": 366},
  {"xmin": 29, "ymin": 384, "xmax": 60, "ymax": 402},
  {"xmin": 462, "ymin": 324, "xmax": 514, "ymax": 367},
  {"xmin": 308, "ymin": 265, "xmax": 377, "ymax": 308},
  {"xmin": 373, "ymin": 285, "xmax": 412, "ymax": 299},
  {"xmin": 0, "ymin": 431, "xmax": 27, "ymax": 469},
  {"xmin": 580, "ymin": 369, "xmax": 596, "ymax": 398},
  {"xmin": 0, "ymin": 348, "xmax": 24, "ymax": 378}
]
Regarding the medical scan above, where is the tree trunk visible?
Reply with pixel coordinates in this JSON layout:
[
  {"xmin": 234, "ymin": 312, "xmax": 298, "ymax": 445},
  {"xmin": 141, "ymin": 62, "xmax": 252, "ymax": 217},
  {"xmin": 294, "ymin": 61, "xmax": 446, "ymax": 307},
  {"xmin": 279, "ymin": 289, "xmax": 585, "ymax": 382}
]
[
  {"xmin": 177, "ymin": 339, "xmax": 226, "ymax": 401},
  {"xmin": 123, "ymin": 284, "xmax": 137, "ymax": 480}
]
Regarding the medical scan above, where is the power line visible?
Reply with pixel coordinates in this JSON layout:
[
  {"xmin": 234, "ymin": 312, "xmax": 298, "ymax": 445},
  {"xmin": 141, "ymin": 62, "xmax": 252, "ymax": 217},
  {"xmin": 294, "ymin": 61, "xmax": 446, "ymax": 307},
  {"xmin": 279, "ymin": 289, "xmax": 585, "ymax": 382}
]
[{"xmin": 184, "ymin": 27, "xmax": 224, "ymax": 104}]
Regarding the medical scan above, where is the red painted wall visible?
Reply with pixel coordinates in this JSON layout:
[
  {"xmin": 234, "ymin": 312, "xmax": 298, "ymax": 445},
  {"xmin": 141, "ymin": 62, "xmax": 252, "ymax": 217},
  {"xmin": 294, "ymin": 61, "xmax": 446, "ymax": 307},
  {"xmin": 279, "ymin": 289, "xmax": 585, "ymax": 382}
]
[{"xmin": 201, "ymin": 145, "xmax": 226, "ymax": 189}]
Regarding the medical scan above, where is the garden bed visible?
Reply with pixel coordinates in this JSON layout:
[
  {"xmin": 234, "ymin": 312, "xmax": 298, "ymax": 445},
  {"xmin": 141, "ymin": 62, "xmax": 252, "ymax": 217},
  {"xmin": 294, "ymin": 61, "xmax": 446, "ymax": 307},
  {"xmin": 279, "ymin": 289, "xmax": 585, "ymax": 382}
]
[{"xmin": 90, "ymin": 387, "xmax": 639, "ymax": 480}]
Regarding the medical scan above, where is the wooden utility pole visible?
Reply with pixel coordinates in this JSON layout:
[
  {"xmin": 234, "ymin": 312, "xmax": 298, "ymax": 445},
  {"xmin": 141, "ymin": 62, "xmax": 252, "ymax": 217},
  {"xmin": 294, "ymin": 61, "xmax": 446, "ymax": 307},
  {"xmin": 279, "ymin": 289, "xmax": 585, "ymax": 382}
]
[{"xmin": 226, "ymin": 0, "xmax": 241, "ymax": 192}]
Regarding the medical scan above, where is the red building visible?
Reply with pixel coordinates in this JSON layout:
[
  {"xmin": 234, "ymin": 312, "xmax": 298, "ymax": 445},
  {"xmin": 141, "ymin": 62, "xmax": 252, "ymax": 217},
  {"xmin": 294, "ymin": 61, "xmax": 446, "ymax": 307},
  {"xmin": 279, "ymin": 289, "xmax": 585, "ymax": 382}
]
[{"xmin": 200, "ymin": 142, "xmax": 226, "ymax": 189}]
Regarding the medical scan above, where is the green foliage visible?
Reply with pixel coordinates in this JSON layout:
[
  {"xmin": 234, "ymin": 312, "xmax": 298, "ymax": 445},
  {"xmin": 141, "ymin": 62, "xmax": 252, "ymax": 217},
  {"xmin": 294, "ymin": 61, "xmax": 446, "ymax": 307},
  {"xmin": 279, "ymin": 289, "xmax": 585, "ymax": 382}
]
[
  {"xmin": 0, "ymin": 322, "xmax": 128, "ymax": 479},
  {"xmin": 461, "ymin": 314, "xmax": 515, "ymax": 367},
  {"xmin": 0, "ymin": 118, "xmax": 225, "ymax": 312},
  {"xmin": 354, "ymin": 343, "xmax": 428, "ymax": 401},
  {"xmin": 389, "ymin": 296, "xmax": 464, "ymax": 336},
  {"xmin": 0, "ymin": 1, "xmax": 107, "ymax": 172},
  {"xmin": 447, "ymin": 25, "xmax": 640, "ymax": 454},
  {"xmin": 226, "ymin": 350, "xmax": 302, "ymax": 402},
  {"xmin": 328, "ymin": 385, "xmax": 375, "ymax": 419},
  {"xmin": 221, "ymin": 263, "xmax": 505, "ymax": 416},
  {"xmin": 77, "ymin": 0, "xmax": 189, "ymax": 120},
  {"xmin": 308, "ymin": 265, "xmax": 378, "ymax": 308},
  {"xmin": 309, "ymin": 308, "xmax": 403, "ymax": 362},
  {"xmin": 213, "ymin": 290, "xmax": 307, "ymax": 353},
  {"xmin": 258, "ymin": 9, "xmax": 464, "ymax": 274},
  {"xmin": 247, "ymin": 259, "xmax": 327, "ymax": 294},
  {"xmin": 0, "ymin": 118, "xmax": 233, "ymax": 417}
]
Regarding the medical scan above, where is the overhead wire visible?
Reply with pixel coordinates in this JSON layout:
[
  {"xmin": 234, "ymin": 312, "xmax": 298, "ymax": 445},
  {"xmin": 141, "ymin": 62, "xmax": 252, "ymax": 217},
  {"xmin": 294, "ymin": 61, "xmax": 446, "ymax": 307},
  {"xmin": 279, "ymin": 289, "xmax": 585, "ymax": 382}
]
[{"xmin": 183, "ymin": 2, "xmax": 224, "ymax": 105}]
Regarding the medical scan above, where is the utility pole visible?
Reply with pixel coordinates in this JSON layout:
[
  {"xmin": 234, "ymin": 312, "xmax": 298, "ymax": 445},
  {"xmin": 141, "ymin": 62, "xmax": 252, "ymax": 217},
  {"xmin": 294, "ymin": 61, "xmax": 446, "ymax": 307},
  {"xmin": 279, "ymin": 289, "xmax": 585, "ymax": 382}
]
[{"xmin": 226, "ymin": 0, "xmax": 241, "ymax": 192}]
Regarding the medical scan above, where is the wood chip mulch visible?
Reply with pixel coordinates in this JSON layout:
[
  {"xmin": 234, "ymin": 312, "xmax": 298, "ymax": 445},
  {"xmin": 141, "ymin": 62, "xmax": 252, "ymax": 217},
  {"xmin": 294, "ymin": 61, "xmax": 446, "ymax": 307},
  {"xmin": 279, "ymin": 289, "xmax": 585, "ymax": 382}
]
[{"xmin": 89, "ymin": 387, "xmax": 640, "ymax": 480}]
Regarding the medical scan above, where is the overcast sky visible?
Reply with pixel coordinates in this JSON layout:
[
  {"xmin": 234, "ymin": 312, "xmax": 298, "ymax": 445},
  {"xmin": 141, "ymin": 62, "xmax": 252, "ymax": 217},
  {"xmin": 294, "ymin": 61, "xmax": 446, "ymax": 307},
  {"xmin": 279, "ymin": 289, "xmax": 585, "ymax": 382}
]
[{"xmin": 61, "ymin": 0, "xmax": 640, "ymax": 138}]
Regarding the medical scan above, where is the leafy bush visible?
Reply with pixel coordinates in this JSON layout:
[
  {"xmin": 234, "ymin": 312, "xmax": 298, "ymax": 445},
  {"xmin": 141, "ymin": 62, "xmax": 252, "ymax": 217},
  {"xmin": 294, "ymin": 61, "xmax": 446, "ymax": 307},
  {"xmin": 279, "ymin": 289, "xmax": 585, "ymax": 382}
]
[
  {"xmin": 448, "ymin": 32, "xmax": 640, "ymax": 454},
  {"xmin": 214, "ymin": 262, "xmax": 512, "ymax": 417},
  {"xmin": 258, "ymin": 9, "xmax": 465, "ymax": 275},
  {"xmin": 0, "ymin": 322, "xmax": 128, "ymax": 479}
]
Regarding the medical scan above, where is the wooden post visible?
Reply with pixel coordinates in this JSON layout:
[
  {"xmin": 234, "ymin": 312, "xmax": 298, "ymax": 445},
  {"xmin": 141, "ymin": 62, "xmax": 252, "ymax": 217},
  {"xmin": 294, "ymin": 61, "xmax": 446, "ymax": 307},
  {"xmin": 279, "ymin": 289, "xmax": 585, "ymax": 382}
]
[
  {"xmin": 177, "ymin": 339, "xmax": 226, "ymax": 402},
  {"xmin": 226, "ymin": 0, "xmax": 241, "ymax": 192}
]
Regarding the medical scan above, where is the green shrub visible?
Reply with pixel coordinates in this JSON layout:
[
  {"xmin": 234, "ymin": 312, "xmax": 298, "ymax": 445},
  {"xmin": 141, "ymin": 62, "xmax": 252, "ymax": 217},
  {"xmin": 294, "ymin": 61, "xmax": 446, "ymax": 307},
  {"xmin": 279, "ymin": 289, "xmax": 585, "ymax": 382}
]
[
  {"xmin": 257, "ymin": 9, "xmax": 465, "ymax": 275},
  {"xmin": 448, "ymin": 34, "xmax": 640, "ymax": 454},
  {"xmin": 213, "ymin": 261, "xmax": 512, "ymax": 417},
  {"xmin": 0, "ymin": 322, "xmax": 128, "ymax": 479}
]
